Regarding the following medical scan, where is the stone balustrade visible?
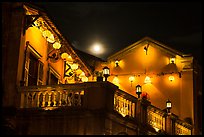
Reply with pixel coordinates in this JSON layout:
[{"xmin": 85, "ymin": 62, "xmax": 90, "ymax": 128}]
[{"xmin": 17, "ymin": 82, "xmax": 192, "ymax": 135}]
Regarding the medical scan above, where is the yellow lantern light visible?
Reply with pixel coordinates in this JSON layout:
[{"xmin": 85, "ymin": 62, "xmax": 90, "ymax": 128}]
[
  {"xmin": 81, "ymin": 77, "xmax": 88, "ymax": 82},
  {"xmin": 129, "ymin": 76, "xmax": 135, "ymax": 87},
  {"xmin": 53, "ymin": 42, "xmax": 61, "ymax": 49},
  {"xmin": 47, "ymin": 33, "xmax": 55, "ymax": 43},
  {"xmin": 42, "ymin": 30, "xmax": 52, "ymax": 39},
  {"xmin": 169, "ymin": 57, "xmax": 175, "ymax": 64},
  {"xmin": 144, "ymin": 76, "xmax": 151, "ymax": 84},
  {"xmin": 79, "ymin": 72, "xmax": 85, "ymax": 77},
  {"xmin": 169, "ymin": 75, "xmax": 174, "ymax": 82},
  {"xmin": 129, "ymin": 76, "xmax": 135, "ymax": 82},
  {"xmin": 61, "ymin": 52, "xmax": 69, "ymax": 60},
  {"xmin": 115, "ymin": 60, "xmax": 119, "ymax": 67},
  {"xmin": 71, "ymin": 63, "xmax": 78, "ymax": 70}
]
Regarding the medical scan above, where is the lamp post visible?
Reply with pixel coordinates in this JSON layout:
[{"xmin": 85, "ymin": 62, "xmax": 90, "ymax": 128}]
[
  {"xmin": 136, "ymin": 85, "xmax": 142, "ymax": 98},
  {"xmin": 103, "ymin": 66, "xmax": 110, "ymax": 81},
  {"xmin": 166, "ymin": 99, "xmax": 172, "ymax": 113}
]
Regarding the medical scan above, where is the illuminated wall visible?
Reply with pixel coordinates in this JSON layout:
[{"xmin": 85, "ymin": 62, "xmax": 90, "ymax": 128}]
[{"xmin": 95, "ymin": 38, "xmax": 194, "ymax": 124}]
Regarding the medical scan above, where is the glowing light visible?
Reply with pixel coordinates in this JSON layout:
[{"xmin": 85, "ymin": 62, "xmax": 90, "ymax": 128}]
[
  {"xmin": 81, "ymin": 77, "xmax": 88, "ymax": 82},
  {"xmin": 61, "ymin": 52, "xmax": 69, "ymax": 60},
  {"xmin": 90, "ymin": 42, "xmax": 104, "ymax": 55},
  {"xmin": 129, "ymin": 76, "xmax": 135, "ymax": 82},
  {"xmin": 113, "ymin": 76, "xmax": 119, "ymax": 85},
  {"xmin": 53, "ymin": 42, "xmax": 61, "ymax": 49},
  {"xmin": 170, "ymin": 57, "xmax": 176, "ymax": 64},
  {"xmin": 169, "ymin": 75, "xmax": 174, "ymax": 81},
  {"xmin": 71, "ymin": 63, "xmax": 78, "ymax": 70},
  {"xmin": 115, "ymin": 60, "xmax": 119, "ymax": 67},
  {"xmin": 144, "ymin": 76, "xmax": 151, "ymax": 84},
  {"xmin": 93, "ymin": 44, "xmax": 100, "ymax": 52}
]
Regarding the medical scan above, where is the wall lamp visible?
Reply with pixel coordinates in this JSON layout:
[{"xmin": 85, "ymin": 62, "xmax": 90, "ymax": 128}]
[
  {"xmin": 169, "ymin": 75, "xmax": 174, "ymax": 82},
  {"xmin": 166, "ymin": 99, "xmax": 172, "ymax": 113},
  {"xmin": 136, "ymin": 84, "xmax": 142, "ymax": 98},
  {"xmin": 103, "ymin": 66, "xmax": 110, "ymax": 81},
  {"xmin": 115, "ymin": 60, "xmax": 119, "ymax": 67},
  {"xmin": 169, "ymin": 57, "xmax": 175, "ymax": 64},
  {"xmin": 144, "ymin": 43, "xmax": 149, "ymax": 55},
  {"xmin": 129, "ymin": 76, "xmax": 135, "ymax": 87}
]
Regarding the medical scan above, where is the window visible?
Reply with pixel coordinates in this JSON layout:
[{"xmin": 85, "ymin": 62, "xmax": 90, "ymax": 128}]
[
  {"xmin": 28, "ymin": 53, "xmax": 39, "ymax": 86},
  {"xmin": 47, "ymin": 66, "xmax": 60, "ymax": 85},
  {"xmin": 23, "ymin": 42, "xmax": 43, "ymax": 86}
]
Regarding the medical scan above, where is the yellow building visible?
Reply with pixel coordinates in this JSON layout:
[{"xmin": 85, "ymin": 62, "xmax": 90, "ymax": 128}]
[{"xmin": 2, "ymin": 2, "xmax": 202, "ymax": 135}]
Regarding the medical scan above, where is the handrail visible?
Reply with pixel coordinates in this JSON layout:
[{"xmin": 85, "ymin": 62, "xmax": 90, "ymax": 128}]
[{"xmin": 17, "ymin": 82, "xmax": 193, "ymax": 135}]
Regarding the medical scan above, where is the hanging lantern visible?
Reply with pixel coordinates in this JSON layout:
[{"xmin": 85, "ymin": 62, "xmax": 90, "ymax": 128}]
[
  {"xmin": 61, "ymin": 52, "xmax": 69, "ymax": 60},
  {"xmin": 144, "ymin": 76, "xmax": 151, "ymax": 84},
  {"xmin": 71, "ymin": 63, "xmax": 78, "ymax": 70},
  {"xmin": 81, "ymin": 77, "xmax": 88, "ymax": 82},
  {"xmin": 42, "ymin": 30, "xmax": 52, "ymax": 39},
  {"xmin": 129, "ymin": 76, "xmax": 135, "ymax": 87},
  {"xmin": 53, "ymin": 42, "xmax": 61, "ymax": 49},
  {"xmin": 47, "ymin": 33, "xmax": 55, "ymax": 43},
  {"xmin": 79, "ymin": 72, "xmax": 85, "ymax": 78}
]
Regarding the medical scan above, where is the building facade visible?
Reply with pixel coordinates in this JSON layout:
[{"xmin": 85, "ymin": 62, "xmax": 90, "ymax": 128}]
[{"xmin": 2, "ymin": 2, "xmax": 202, "ymax": 135}]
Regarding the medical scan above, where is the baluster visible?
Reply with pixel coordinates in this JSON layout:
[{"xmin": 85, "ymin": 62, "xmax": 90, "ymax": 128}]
[
  {"xmin": 132, "ymin": 102, "xmax": 135, "ymax": 118},
  {"xmin": 37, "ymin": 92, "xmax": 41, "ymax": 107},
  {"xmin": 42, "ymin": 93, "xmax": 46, "ymax": 107},
  {"xmin": 65, "ymin": 92, "xmax": 68, "ymax": 106},
  {"xmin": 58, "ymin": 92, "xmax": 62, "ymax": 106},
  {"xmin": 53, "ymin": 92, "xmax": 57, "ymax": 107},
  {"xmin": 47, "ymin": 92, "xmax": 52, "ymax": 107},
  {"xmin": 31, "ymin": 92, "xmax": 36, "ymax": 107}
]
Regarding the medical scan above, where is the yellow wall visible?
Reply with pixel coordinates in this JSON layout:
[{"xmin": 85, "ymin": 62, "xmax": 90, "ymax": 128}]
[
  {"xmin": 95, "ymin": 41, "xmax": 194, "ymax": 120},
  {"xmin": 25, "ymin": 26, "xmax": 64, "ymax": 84}
]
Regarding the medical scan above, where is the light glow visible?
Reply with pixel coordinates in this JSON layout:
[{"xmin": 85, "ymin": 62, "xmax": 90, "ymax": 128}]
[
  {"xmin": 90, "ymin": 42, "xmax": 104, "ymax": 55},
  {"xmin": 144, "ymin": 76, "xmax": 151, "ymax": 84},
  {"xmin": 53, "ymin": 42, "xmax": 61, "ymax": 49}
]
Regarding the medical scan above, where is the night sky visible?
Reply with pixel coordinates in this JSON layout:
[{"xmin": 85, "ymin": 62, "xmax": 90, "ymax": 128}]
[{"xmin": 34, "ymin": 2, "xmax": 202, "ymax": 66}]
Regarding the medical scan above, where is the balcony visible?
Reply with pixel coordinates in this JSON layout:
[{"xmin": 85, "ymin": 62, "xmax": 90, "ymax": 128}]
[{"xmin": 17, "ymin": 81, "xmax": 192, "ymax": 135}]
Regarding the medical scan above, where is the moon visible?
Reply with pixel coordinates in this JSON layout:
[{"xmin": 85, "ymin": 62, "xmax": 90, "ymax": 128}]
[{"xmin": 90, "ymin": 42, "xmax": 104, "ymax": 55}]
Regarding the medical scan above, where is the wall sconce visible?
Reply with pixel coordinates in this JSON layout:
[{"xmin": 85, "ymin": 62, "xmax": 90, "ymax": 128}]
[
  {"xmin": 144, "ymin": 43, "xmax": 149, "ymax": 55},
  {"xmin": 169, "ymin": 57, "xmax": 175, "ymax": 64},
  {"xmin": 168, "ymin": 75, "xmax": 174, "ymax": 82},
  {"xmin": 115, "ymin": 60, "xmax": 119, "ymax": 67},
  {"xmin": 144, "ymin": 76, "xmax": 151, "ymax": 84},
  {"xmin": 166, "ymin": 99, "xmax": 172, "ymax": 113},
  {"xmin": 129, "ymin": 76, "xmax": 135, "ymax": 87},
  {"xmin": 136, "ymin": 85, "xmax": 142, "ymax": 98},
  {"xmin": 103, "ymin": 66, "xmax": 110, "ymax": 81}
]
